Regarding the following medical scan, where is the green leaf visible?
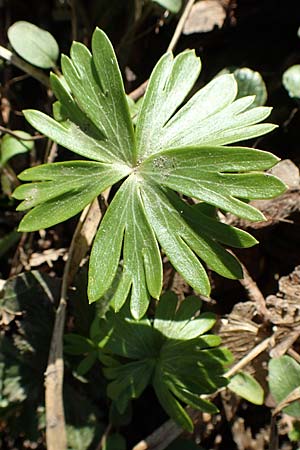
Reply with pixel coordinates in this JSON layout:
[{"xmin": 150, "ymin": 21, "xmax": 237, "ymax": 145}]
[
  {"xmin": 152, "ymin": 0, "xmax": 182, "ymax": 13},
  {"xmin": 154, "ymin": 293, "xmax": 215, "ymax": 340},
  {"xmin": 100, "ymin": 294, "xmax": 230, "ymax": 431},
  {"xmin": 8, "ymin": 21, "xmax": 59, "ymax": 69},
  {"xmin": 103, "ymin": 433, "xmax": 126, "ymax": 450},
  {"xmin": 141, "ymin": 147, "xmax": 285, "ymax": 221},
  {"xmin": 282, "ymin": 65, "xmax": 300, "ymax": 99},
  {"xmin": 0, "ymin": 230, "xmax": 20, "ymax": 259},
  {"xmin": 89, "ymin": 176, "xmax": 162, "ymax": 319},
  {"xmin": 269, "ymin": 355, "xmax": 300, "ymax": 417},
  {"xmin": 64, "ymin": 385, "xmax": 103, "ymax": 450},
  {"xmin": 16, "ymin": 28, "xmax": 285, "ymax": 317},
  {"xmin": 0, "ymin": 272, "xmax": 58, "ymax": 439},
  {"xmin": 288, "ymin": 421, "xmax": 300, "ymax": 442},
  {"xmin": 105, "ymin": 359, "xmax": 155, "ymax": 413},
  {"xmin": 0, "ymin": 131, "xmax": 34, "ymax": 166},
  {"xmin": 168, "ymin": 193, "xmax": 257, "ymax": 248},
  {"xmin": 220, "ymin": 67, "xmax": 267, "ymax": 107},
  {"xmin": 64, "ymin": 334, "xmax": 95, "ymax": 355},
  {"xmin": 136, "ymin": 50, "xmax": 201, "ymax": 160},
  {"xmin": 138, "ymin": 71, "xmax": 275, "ymax": 153},
  {"xmin": 76, "ymin": 352, "xmax": 98, "ymax": 376},
  {"xmin": 14, "ymin": 161, "xmax": 129, "ymax": 231},
  {"xmin": 228, "ymin": 372, "xmax": 264, "ymax": 405},
  {"xmin": 60, "ymin": 29, "xmax": 135, "ymax": 165}
]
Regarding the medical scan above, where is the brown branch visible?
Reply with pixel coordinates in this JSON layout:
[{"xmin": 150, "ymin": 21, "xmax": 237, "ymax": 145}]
[
  {"xmin": 0, "ymin": 125, "xmax": 45, "ymax": 140},
  {"xmin": 45, "ymin": 198, "xmax": 102, "ymax": 450},
  {"xmin": 238, "ymin": 261, "xmax": 270, "ymax": 319},
  {"xmin": 0, "ymin": 45, "xmax": 50, "ymax": 88}
]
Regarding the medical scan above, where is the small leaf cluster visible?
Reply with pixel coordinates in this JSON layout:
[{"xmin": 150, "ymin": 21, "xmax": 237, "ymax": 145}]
[
  {"xmin": 97, "ymin": 292, "xmax": 232, "ymax": 431},
  {"xmin": 13, "ymin": 28, "xmax": 286, "ymax": 318}
]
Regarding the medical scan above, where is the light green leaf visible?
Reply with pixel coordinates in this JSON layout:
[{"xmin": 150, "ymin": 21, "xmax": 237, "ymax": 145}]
[
  {"xmin": 14, "ymin": 161, "xmax": 129, "ymax": 231},
  {"xmin": 16, "ymin": 28, "xmax": 285, "ymax": 317},
  {"xmin": 233, "ymin": 67, "xmax": 267, "ymax": 107},
  {"xmin": 89, "ymin": 176, "xmax": 162, "ymax": 319},
  {"xmin": 141, "ymin": 146, "xmax": 285, "ymax": 221},
  {"xmin": 269, "ymin": 355, "xmax": 300, "ymax": 417},
  {"xmin": 160, "ymin": 87, "xmax": 275, "ymax": 149},
  {"xmin": 61, "ymin": 29, "xmax": 135, "ymax": 166},
  {"xmin": 228, "ymin": 372, "xmax": 264, "ymax": 405},
  {"xmin": 220, "ymin": 67, "xmax": 267, "ymax": 107},
  {"xmin": 288, "ymin": 422, "xmax": 300, "ymax": 442},
  {"xmin": 1, "ymin": 131, "xmax": 34, "ymax": 166},
  {"xmin": 136, "ymin": 50, "xmax": 201, "ymax": 159},
  {"xmin": 8, "ymin": 21, "xmax": 59, "ymax": 68},
  {"xmin": 152, "ymin": 0, "xmax": 182, "ymax": 13},
  {"xmin": 283, "ymin": 65, "xmax": 300, "ymax": 99},
  {"xmin": 154, "ymin": 293, "xmax": 215, "ymax": 340}
]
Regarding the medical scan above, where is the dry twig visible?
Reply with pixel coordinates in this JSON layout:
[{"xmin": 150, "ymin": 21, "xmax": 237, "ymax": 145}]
[
  {"xmin": 129, "ymin": 0, "xmax": 196, "ymax": 101},
  {"xmin": 0, "ymin": 45, "xmax": 50, "ymax": 87},
  {"xmin": 45, "ymin": 199, "xmax": 102, "ymax": 450}
]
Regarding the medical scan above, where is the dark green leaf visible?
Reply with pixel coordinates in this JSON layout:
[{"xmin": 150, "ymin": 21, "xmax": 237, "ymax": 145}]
[
  {"xmin": 100, "ymin": 294, "xmax": 230, "ymax": 430},
  {"xmin": 89, "ymin": 176, "xmax": 162, "ymax": 319},
  {"xmin": 0, "ymin": 230, "xmax": 20, "ymax": 259},
  {"xmin": 103, "ymin": 433, "xmax": 126, "ymax": 450},
  {"xmin": 64, "ymin": 334, "xmax": 95, "ymax": 355}
]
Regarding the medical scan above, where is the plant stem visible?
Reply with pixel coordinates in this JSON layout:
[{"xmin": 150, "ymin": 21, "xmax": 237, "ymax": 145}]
[
  {"xmin": 44, "ymin": 200, "xmax": 100, "ymax": 450},
  {"xmin": 0, "ymin": 45, "xmax": 50, "ymax": 88},
  {"xmin": 129, "ymin": 0, "xmax": 196, "ymax": 101},
  {"xmin": 166, "ymin": 0, "xmax": 195, "ymax": 52},
  {"xmin": 0, "ymin": 125, "xmax": 45, "ymax": 140}
]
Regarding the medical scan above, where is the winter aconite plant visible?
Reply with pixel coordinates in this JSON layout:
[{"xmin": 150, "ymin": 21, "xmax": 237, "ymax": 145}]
[
  {"xmin": 64, "ymin": 292, "xmax": 232, "ymax": 431},
  {"xmin": 13, "ymin": 28, "xmax": 285, "ymax": 318},
  {"xmin": 98, "ymin": 293, "xmax": 232, "ymax": 431}
]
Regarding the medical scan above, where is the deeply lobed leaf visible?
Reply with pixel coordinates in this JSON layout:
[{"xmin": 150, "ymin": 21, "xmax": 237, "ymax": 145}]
[
  {"xmin": 15, "ymin": 27, "xmax": 286, "ymax": 317},
  {"xmin": 99, "ymin": 293, "xmax": 231, "ymax": 430}
]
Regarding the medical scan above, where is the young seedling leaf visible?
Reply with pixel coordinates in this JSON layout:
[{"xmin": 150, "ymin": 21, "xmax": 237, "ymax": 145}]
[
  {"xmin": 228, "ymin": 371, "xmax": 264, "ymax": 405},
  {"xmin": 219, "ymin": 67, "xmax": 267, "ymax": 107},
  {"xmin": 0, "ymin": 131, "xmax": 34, "ymax": 166},
  {"xmin": 282, "ymin": 65, "xmax": 300, "ymax": 99},
  {"xmin": 269, "ymin": 355, "xmax": 300, "ymax": 417},
  {"xmin": 15, "ymin": 27, "xmax": 286, "ymax": 317},
  {"xmin": 99, "ymin": 294, "xmax": 231, "ymax": 431},
  {"xmin": 8, "ymin": 21, "xmax": 59, "ymax": 68}
]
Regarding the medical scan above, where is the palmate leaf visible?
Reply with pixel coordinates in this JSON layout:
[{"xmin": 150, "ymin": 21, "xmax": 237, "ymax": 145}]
[
  {"xmin": 99, "ymin": 293, "xmax": 232, "ymax": 431},
  {"xmin": 14, "ymin": 28, "xmax": 286, "ymax": 318}
]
